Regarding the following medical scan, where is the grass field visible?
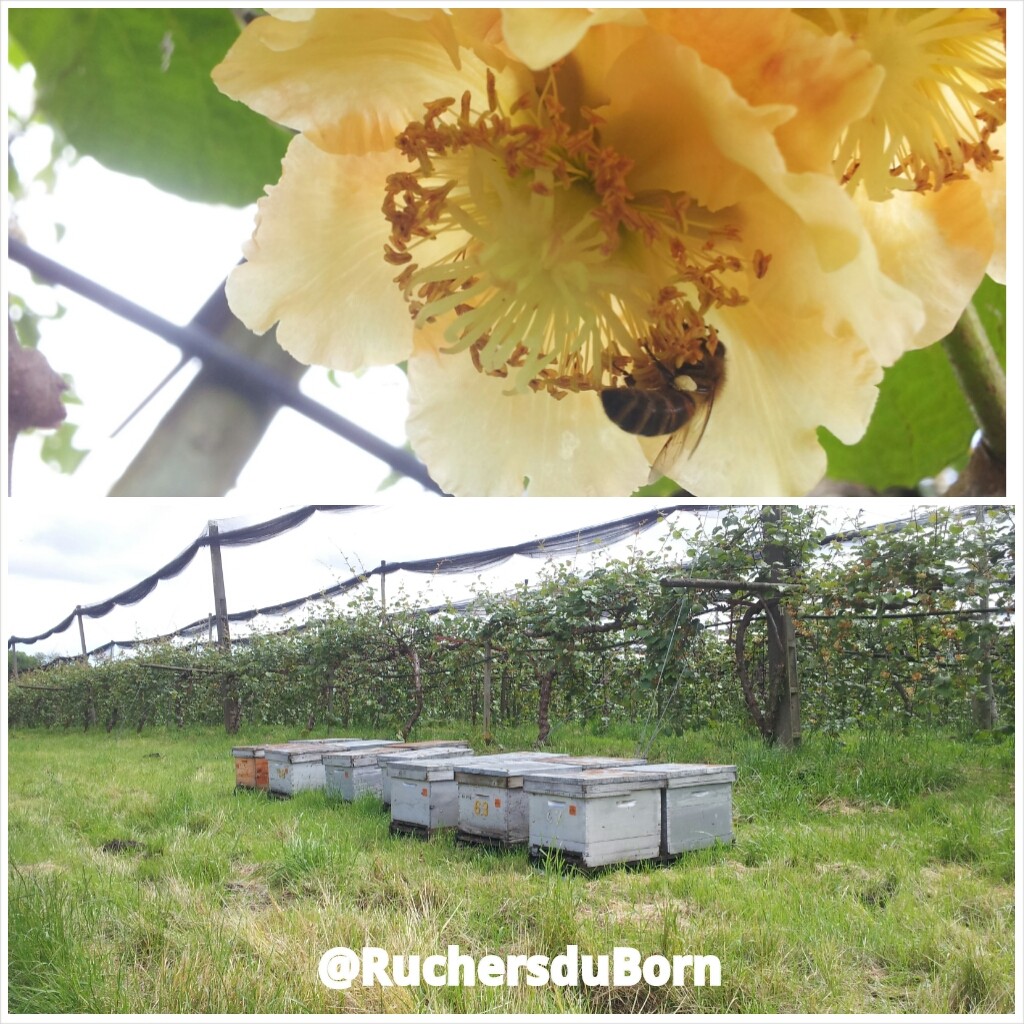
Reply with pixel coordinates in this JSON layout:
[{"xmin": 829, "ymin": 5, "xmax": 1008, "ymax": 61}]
[{"xmin": 6, "ymin": 722, "xmax": 1016, "ymax": 1014}]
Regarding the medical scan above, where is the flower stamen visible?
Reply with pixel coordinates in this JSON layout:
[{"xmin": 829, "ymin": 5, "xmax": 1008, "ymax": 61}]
[
  {"xmin": 810, "ymin": 7, "xmax": 1006, "ymax": 197},
  {"xmin": 382, "ymin": 70, "xmax": 757, "ymax": 398}
]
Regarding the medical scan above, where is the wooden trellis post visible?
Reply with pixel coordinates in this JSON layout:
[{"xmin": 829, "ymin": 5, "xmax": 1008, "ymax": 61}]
[
  {"xmin": 482, "ymin": 639, "xmax": 493, "ymax": 737},
  {"xmin": 208, "ymin": 522, "xmax": 238, "ymax": 733},
  {"xmin": 660, "ymin": 571, "xmax": 802, "ymax": 747},
  {"xmin": 208, "ymin": 523, "xmax": 230, "ymax": 650},
  {"xmin": 76, "ymin": 605, "xmax": 88, "ymax": 660},
  {"xmin": 762, "ymin": 507, "xmax": 802, "ymax": 748}
]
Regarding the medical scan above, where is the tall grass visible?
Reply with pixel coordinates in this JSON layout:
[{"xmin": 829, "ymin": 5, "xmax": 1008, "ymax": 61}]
[{"xmin": 7, "ymin": 723, "xmax": 1015, "ymax": 1014}]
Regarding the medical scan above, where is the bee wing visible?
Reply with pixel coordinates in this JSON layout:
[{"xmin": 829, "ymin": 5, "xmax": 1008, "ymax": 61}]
[{"xmin": 651, "ymin": 394, "xmax": 714, "ymax": 480}]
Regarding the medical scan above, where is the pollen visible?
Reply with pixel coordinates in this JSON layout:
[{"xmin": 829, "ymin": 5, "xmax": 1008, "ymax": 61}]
[
  {"xmin": 381, "ymin": 69, "xmax": 753, "ymax": 398},
  {"xmin": 813, "ymin": 7, "xmax": 1006, "ymax": 198}
]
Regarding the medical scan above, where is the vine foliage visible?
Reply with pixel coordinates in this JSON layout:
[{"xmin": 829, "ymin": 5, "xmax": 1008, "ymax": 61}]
[{"xmin": 9, "ymin": 507, "xmax": 1015, "ymax": 743}]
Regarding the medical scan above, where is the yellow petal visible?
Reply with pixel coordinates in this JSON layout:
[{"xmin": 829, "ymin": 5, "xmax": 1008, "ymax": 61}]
[
  {"xmin": 598, "ymin": 32, "xmax": 863, "ymax": 272},
  {"xmin": 652, "ymin": 306, "xmax": 884, "ymax": 496},
  {"xmin": 738, "ymin": 185, "xmax": 925, "ymax": 369},
  {"xmin": 264, "ymin": 7, "xmax": 314, "ymax": 22},
  {"xmin": 646, "ymin": 8, "xmax": 883, "ymax": 176},
  {"xmin": 500, "ymin": 8, "xmax": 645, "ymax": 71},
  {"xmin": 226, "ymin": 136, "xmax": 412, "ymax": 372},
  {"xmin": 407, "ymin": 336, "xmax": 651, "ymax": 497},
  {"xmin": 856, "ymin": 180, "xmax": 994, "ymax": 350},
  {"xmin": 213, "ymin": 9, "xmax": 471, "ymax": 154}
]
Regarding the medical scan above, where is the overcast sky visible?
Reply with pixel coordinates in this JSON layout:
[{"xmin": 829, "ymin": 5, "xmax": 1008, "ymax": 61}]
[
  {"xmin": 3, "ymin": 499, "xmax": 690, "ymax": 658},
  {"xmin": 3, "ymin": 498, "xmax": 959, "ymax": 662}
]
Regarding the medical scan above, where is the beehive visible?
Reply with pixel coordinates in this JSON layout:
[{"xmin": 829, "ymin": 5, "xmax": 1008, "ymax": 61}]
[
  {"xmin": 264, "ymin": 739, "xmax": 399, "ymax": 797},
  {"xmin": 379, "ymin": 746, "xmax": 476, "ymax": 805},
  {"xmin": 232, "ymin": 745, "xmax": 269, "ymax": 790},
  {"xmin": 388, "ymin": 753, "xmax": 483, "ymax": 836},
  {"xmin": 232, "ymin": 738, "xmax": 353, "ymax": 791},
  {"xmin": 524, "ymin": 767, "xmax": 666, "ymax": 868},
  {"xmin": 323, "ymin": 740, "xmax": 470, "ymax": 801},
  {"xmin": 628, "ymin": 763, "xmax": 738, "ymax": 856},
  {"xmin": 454, "ymin": 754, "xmax": 645, "ymax": 847}
]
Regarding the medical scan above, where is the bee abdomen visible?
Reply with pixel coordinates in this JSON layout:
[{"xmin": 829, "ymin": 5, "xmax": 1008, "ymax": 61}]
[{"xmin": 600, "ymin": 387, "xmax": 695, "ymax": 437}]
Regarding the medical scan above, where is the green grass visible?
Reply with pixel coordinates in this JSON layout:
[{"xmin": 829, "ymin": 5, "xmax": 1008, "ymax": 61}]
[{"xmin": 6, "ymin": 722, "xmax": 1015, "ymax": 1014}]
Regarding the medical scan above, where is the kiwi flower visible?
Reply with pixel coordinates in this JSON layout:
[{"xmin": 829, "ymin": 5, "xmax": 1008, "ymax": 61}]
[{"xmin": 212, "ymin": 8, "xmax": 1005, "ymax": 496}]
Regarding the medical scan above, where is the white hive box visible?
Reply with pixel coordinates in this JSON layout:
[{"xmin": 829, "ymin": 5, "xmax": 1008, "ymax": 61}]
[
  {"xmin": 389, "ymin": 752, "xmax": 485, "ymax": 836},
  {"xmin": 628, "ymin": 763, "xmax": 738, "ymax": 856},
  {"xmin": 455, "ymin": 754, "xmax": 645, "ymax": 847},
  {"xmin": 524, "ymin": 767, "xmax": 666, "ymax": 868},
  {"xmin": 264, "ymin": 739, "xmax": 398, "ymax": 797},
  {"xmin": 324, "ymin": 740, "xmax": 470, "ymax": 801},
  {"xmin": 379, "ymin": 745, "xmax": 475, "ymax": 805}
]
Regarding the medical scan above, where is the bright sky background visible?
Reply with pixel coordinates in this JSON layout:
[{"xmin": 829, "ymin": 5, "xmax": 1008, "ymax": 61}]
[{"xmin": 3, "ymin": 498, "xmax": 949, "ymax": 662}]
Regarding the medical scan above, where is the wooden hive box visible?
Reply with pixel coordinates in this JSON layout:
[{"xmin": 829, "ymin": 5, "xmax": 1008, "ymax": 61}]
[
  {"xmin": 232, "ymin": 745, "xmax": 269, "ymax": 790},
  {"xmin": 324, "ymin": 740, "xmax": 472, "ymax": 801},
  {"xmin": 264, "ymin": 739, "xmax": 397, "ymax": 797},
  {"xmin": 628, "ymin": 763, "xmax": 738, "ymax": 857},
  {"xmin": 524, "ymin": 767, "xmax": 666, "ymax": 868}
]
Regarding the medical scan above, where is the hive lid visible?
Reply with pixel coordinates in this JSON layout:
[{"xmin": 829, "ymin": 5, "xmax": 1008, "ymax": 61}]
[
  {"xmin": 552, "ymin": 755, "xmax": 648, "ymax": 768},
  {"xmin": 322, "ymin": 742, "xmax": 409, "ymax": 767},
  {"xmin": 453, "ymin": 759, "xmax": 582, "ymax": 787},
  {"xmin": 522, "ymin": 766, "xmax": 668, "ymax": 797},
  {"xmin": 378, "ymin": 746, "xmax": 474, "ymax": 766},
  {"xmin": 263, "ymin": 739, "xmax": 396, "ymax": 764},
  {"xmin": 629, "ymin": 763, "xmax": 737, "ymax": 786},
  {"xmin": 396, "ymin": 739, "xmax": 471, "ymax": 750},
  {"xmin": 389, "ymin": 752, "xmax": 482, "ymax": 781},
  {"xmin": 231, "ymin": 746, "xmax": 264, "ymax": 758}
]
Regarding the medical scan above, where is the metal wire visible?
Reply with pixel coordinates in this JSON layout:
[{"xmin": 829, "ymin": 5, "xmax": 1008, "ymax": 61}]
[{"xmin": 8, "ymin": 238, "xmax": 445, "ymax": 494}]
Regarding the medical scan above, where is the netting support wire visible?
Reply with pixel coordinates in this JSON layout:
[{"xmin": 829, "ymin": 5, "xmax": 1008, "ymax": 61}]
[
  {"xmin": 660, "ymin": 577, "xmax": 799, "ymax": 592},
  {"xmin": 8, "ymin": 238, "xmax": 445, "ymax": 495}
]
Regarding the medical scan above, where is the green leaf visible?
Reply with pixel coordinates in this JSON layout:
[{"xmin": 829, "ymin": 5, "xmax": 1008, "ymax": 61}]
[
  {"xmin": 8, "ymin": 35, "xmax": 29, "ymax": 68},
  {"xmin": 40, "ymin": 423, "xmax": 89, "ymax": 475},
  {"xmin": 10, "ymin": 8, "xmax": 288, "ymax": 206},
  {"xmin": 633, "ymin": 476, "xmax": 687, "ymax": 498},
  {"xmin": 820, "ymin": 277, "xmax": 1006, "ymax": 491}
]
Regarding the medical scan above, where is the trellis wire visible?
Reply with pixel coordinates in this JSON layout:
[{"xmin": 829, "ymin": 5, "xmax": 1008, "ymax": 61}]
[{"xmin": 8, "ymin": 238, "xmax": 445, "ymax": 494}]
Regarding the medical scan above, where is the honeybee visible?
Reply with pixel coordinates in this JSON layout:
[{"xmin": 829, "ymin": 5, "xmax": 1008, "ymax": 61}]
[{"xmin": 600, "ymin": 337, "xmax": 726, "ymax": 461}]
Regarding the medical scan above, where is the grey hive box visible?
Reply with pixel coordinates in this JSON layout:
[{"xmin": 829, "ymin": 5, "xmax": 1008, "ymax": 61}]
[
  {"xmin": 264, "ymin": 739, "xmax": 399, "ymax": 796},
  {"xmin": 524, "ymin": 767, "xmax": 667, "ymax": 868},
  {"xmin": 454, "ymin": 754, "xmax": 646, "ymax": 848},
  {"xmin": 627, "ymin": 763, "xmax": 738, "ymax": 857},
  {"xmin": 324, "ymin": 740, "xmax": 470, "ymax": 801},
  {"xmin": 388, "ymin": 752, "xmax": 487, "ymax": 836},
  {"xmin": 379, "ymin": 745, "xmax": 475, "ymax": 805}
]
